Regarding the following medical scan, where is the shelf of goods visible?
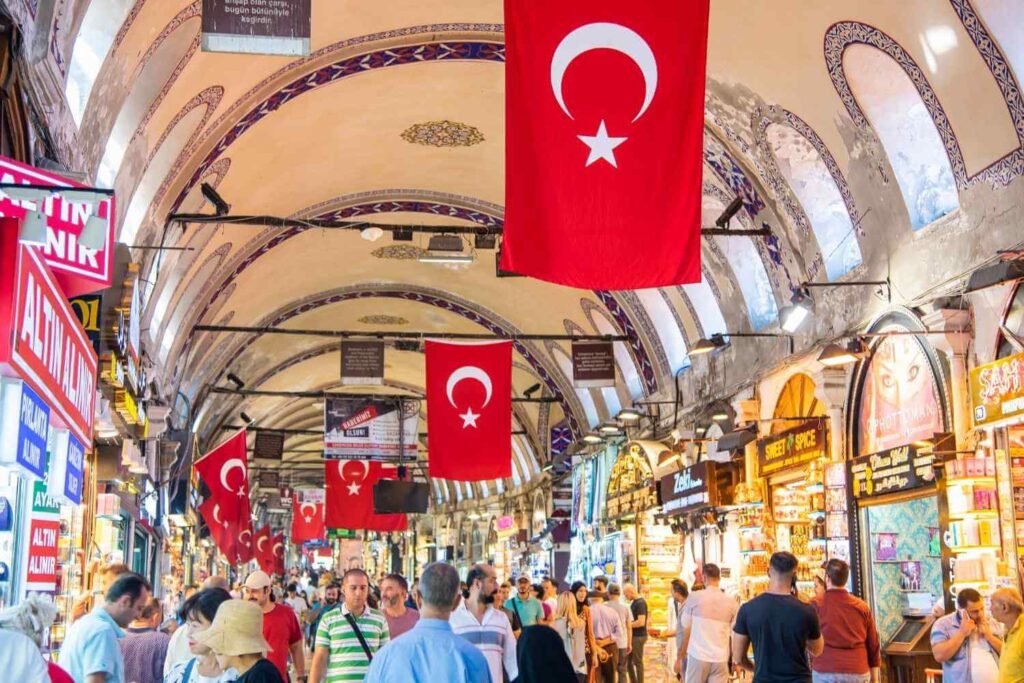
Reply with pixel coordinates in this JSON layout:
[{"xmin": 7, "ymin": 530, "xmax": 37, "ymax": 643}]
[
  {"xmin": 638, "ymin": 524, "xmax": 680, "ymax": 631},
  {"xmin": 945, "ymin": 458, "xmax": 1006, "ymax": 594},
  {"xmin": 737, "ymin": 505, "xmax": 770, "ymax": 601}
]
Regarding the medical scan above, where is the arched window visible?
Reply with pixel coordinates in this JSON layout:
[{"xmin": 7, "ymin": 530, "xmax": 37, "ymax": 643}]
[
  {"xmin": 974, "ymin": 0, "xmax": 1024, "ymax": 84},
  {"xmin": 635, "ymin": 288, "xmax": 691, "ymax": 374},
  {"xmin": 680, "ymin": 275, "xmax": 728, "ymax": 339},
  {"xmin": 765, "ymin": 123, "xmax": 862, "ymax": 279},
  {"xmin": 65, "ymin": 0, "xmax": 135, "ymax": 126},
  {"xmin": 997, "ymin": 282, "xmax": 1024, "ymax": 359},
  {"xmin": 843, "ymin": 45, "xmax": 959, "ymax": 230}
]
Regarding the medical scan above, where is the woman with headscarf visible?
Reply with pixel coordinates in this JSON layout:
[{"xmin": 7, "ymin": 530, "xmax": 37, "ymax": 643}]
[
  {"xmin": 551, "ymin": 592, "xmax": 589, "ymax": 682},
  {"xmin": 570, "ymin": 581, "xmax": 604, "ymax": 679},
  {"xmin": 513, "ymin": 624, "xmax": 579, "ymax": 682},
  {"xmin": 0, "ymin": 592, "xmax": 73, "ymax": 682}
]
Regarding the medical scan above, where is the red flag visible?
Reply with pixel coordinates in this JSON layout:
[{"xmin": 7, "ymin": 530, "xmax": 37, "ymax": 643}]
[
  {"xmin": 272, "ymin": 533, "xmax": 287, "ymax": 575},
  {"xmin": 501, "ymin": 0, "xmax": 709, "ymax": 288},
  {"xmin": 193, "ymin": 429, "xmax": 253, "ymax": 561},
  {"xmin": 325, "ymin": 460, "xmax": 407, "ymax": 532},
  {"xmin": 198, "ymin": 497, "xmax": 237, "ymax": 562},
  {"xmin": 253, "ymin": 525, "xmax": 275, "ymax": 574},
  {"xmin": 291, "ymin": 499, "xmax": 325, "ymax": 542},
  {"xmin": 426, "ymin": 341, "xmax": 511, "ymax": 480}
]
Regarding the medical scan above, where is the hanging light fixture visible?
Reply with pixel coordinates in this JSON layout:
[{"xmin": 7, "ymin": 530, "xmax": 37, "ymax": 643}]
[
  {"xmin": 689, "ymin": 334, "xmax": 729, "ymax": 356},
  {"xmin": 817, "ymin": 339, "xmax": 868, "ymax": 367},
  {"xmin": 78, "ymin": 214, "xmax": 108, "ymax": 250},
  {"xmin": 780, "ymin": 288, "xmax": 813, "ymax": 333},
  {"xmin": 19, "ymin": 210, "xmax": 48, "ymax": 244},
  {"xmin": 616, "ymin": 407, "xmax": 641, "ymax": 422},
  {"xmin": 582, "ymin": 433, "xmax": 604, "ymax": 445}
]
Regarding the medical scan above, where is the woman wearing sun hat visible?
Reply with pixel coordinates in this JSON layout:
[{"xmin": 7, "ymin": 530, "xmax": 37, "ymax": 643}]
[{"xmin": 191, "ymin": 599, "xmax": 283, "ymax": 683}]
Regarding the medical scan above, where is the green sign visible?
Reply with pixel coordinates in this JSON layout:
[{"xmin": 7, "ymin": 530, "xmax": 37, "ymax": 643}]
[
  {"xmin": 328, "ymin": 528, "xmax": 357, "ymax": 539},
  {"xmin": 31, "ymin": 480, "xmax": 61, "ymax": 515}
]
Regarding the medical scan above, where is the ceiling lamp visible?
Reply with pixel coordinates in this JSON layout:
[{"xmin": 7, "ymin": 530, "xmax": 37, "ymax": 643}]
[
  {"xmin": 616, "ymin": 408, "xmax": 641, "ymax": 422},
  {"xmin": 780, "ymin": 289, "xmax": 813, "ymax": 333},
  {"xmin": 419, "ymin": 234, "xmax": 473, "ymax": 264},
  {"xmin": 2, "ymin": 185, "xmax": 51, "ymax": 203},
  {"xmin": 19, "ymin": 210, "xmax": 48, "ymax": 244},
  {"xmin": 78, "ymin": 214, "xmax": 107, "ymax": 250},
  {"xmin": 62, "ymin": 188, "xmax": 112, "ymax": 205},
  {"xmin": 817, "ymin": 339, "xmax": 868, "ymax": 367},
  {"xmin": 360, "ymin": 226, "xmax": 385, "ymax": 242},
  {"xmin": 598, "ymin": 422, "xmax": 621, "ymax": 434},
  {"xmin": 689, "ymin": 333, "xmax": 729, "ymax": 356},
  {"xmin": 582, "ymin": 433, "xmax": 604, "ymax": 445},
  {"xmin": 711, "ymin": 412, "xmax": 729, "ymax": 421}
]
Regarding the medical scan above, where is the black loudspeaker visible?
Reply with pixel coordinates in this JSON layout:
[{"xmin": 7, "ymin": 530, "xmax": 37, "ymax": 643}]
[{"xmin": 373, "ymin": 480, "xmax": 430, "ymax": 514}]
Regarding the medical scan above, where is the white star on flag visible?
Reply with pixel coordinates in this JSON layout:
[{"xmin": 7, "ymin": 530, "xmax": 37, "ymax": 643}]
[
  {"xmin": 578, "ymin": 120, "xmax": 627, "ymax": 168},
  {"xmin": 460, "ymin": 408, "xmax": 480, "ymax": 429},
  {"xmin": 347, "ymin": 482, "xmax": 361, "ymax": 496}
]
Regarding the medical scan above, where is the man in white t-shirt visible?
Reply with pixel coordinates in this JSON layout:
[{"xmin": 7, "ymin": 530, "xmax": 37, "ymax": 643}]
[
  {"xmin": 677, "ymin": 564, "xmax": 738, "ymax": 683},
  {"xmin": 542, "ymin": 576, "xmax": 559, "ymax": 614},
  {"xmin": 607, "ymin": 584, "xmax": 634, "ymax": 682}
]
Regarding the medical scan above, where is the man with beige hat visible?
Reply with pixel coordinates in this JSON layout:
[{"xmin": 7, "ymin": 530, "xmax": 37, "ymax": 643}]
[
  {"xmin": 192, "ymin": 599, "xmax": 282, "ymax": 682},
  {"xmin": 243, "ymin": 570, "xmax": 305, "ymax": 682}
]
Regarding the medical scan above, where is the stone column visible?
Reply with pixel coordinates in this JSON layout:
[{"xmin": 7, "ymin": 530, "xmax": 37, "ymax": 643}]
[
  {"xmin": 812, "ymin": 367, "xmax": 851, "ymax": 462},
  {"xmin": 924, "ymin": 309, "xmax": 971, "ymax": 451}
]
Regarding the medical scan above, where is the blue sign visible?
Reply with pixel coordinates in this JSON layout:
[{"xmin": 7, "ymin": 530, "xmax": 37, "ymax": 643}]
[
  {"xmin": 16, "ymin": 384, "xmax": 50, "ymax": 479},
  {"xmin": 63, "ymin": 434, "xmax": 84, "ymax": 505}
]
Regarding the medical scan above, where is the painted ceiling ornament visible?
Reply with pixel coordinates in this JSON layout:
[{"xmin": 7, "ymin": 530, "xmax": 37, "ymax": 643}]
[
  {"xmin": 338, "ymin": 459, "xmax": 370, "ymax": 496},
  {"xmin": 446, "ymin": 365, "xmax": 493, "ymax": 429},
  {"xmin": 357, "ymin": 314, "xmax": 409, "ymax": 325},
  {"xmin": 401, "ymin": 120, "xmax": 485, "ymax": 147},
  {"xmin": 371, "ymin": 245, "xmax": 427, "ymax": 260},
  {"xmin": 550, "ymin": 22, "xmax": 659, "ymax": 168}
]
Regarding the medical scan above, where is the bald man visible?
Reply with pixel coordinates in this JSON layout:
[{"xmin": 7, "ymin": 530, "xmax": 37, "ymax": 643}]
[
  {"xmin": 993, "ymin": 588, "xmax": 1024, "ymax": 683},
  {"xmin": 203, "ymin": 575, "xmax": 229, "ymax": 590}
]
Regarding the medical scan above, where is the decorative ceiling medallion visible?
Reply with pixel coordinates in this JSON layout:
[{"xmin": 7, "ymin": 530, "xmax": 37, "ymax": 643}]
[
  {"xmin": 401, "ymin": 120, "xmax": 485, "ymax": 148},
  {"xmin": 357, "ymin": 315, "xmax": 409, "ymax": 325},
  {"xmin": 371, "ymin": 245, "xmax": 426, "ymax": 260}
]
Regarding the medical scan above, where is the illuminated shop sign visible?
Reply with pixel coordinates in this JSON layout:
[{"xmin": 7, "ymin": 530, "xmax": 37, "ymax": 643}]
[
  {"xmin": 757, "ymin": 422, "xmax": 827, "ymax": 476},
  {"xmin": 970, "ymin": 352, "xmax": 1024, "ymax": 427},
  {"xmin": 850, "ymin": 445, "xmax": 935, "ymax": 498},
  {"xmin": 659, "ymin": 461, "xmax": 718, "ymax": 516}
]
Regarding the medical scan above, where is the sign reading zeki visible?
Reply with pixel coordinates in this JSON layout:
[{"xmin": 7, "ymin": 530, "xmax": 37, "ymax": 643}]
[
  {"xmin": 0, "ymin": 156, "xmax": 115, "ymax": 296},
  {"xmin": 659, "ymin": 461, "xmax": 718, "ymax": 515},
  {"xmin": 0, "ymin": 224, "xmax": 98, "ymax": 446}
]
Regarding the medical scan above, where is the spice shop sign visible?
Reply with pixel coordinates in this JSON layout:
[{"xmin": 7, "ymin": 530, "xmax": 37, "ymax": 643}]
[{"xmin": 757, "ymin": 422, "xmax": 827, "ymax": 476}]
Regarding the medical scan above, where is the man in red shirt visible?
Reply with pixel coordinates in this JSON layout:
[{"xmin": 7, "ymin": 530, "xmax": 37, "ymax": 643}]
[
  {"xmin": 812, "ymin": 559, "xmax": 881, "ymax": 683},
  {"xmin": 244, "ymin": 570, "xmax": 306, "ymax": 682}
]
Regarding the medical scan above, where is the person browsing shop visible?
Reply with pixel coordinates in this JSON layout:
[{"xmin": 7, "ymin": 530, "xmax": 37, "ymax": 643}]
[
  {"xmin": 506, "ymin": 575, "xmax": 545, "ymax": 628},
  {"xmin": 931, "ymin": 587, "xmax": 1002, "ymax": 683},
  {"xmin": 992, "ymin": 587, "xmax": 1024, "ymax": 683},
  {"xmin": 810, "ymin": 559, "xmax": 880, "ymax": 683}
]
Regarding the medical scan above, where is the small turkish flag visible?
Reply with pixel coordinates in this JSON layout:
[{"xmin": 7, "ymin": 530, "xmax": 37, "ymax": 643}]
[
  {"xmin": 501, "ymin": 0, "xmax": 709, "ymax": 288},
  {"xmin": 272, "ymin": 533, "xmax": 287, "ymax": 575},
  {"xmin": 325, "ymin": 460, "xmax": 407, "ymax": 532},
  {"xmin": 253, "ymin": 525, "xmax": 275, "ymax": 574},
  {"xmin": 198, "ymin": 497, "xmax": 237, "ymax": 562},
  {"xmin": 194, "ymin": 429, "xmax": 251, "ymax": 524},
  {"xmin": 426, "ymin": 341, "xmax": 511, "ymax": 481},
  {"xmin": 291, "ymin": 499, "xmax": 325, "ymax": 542}
]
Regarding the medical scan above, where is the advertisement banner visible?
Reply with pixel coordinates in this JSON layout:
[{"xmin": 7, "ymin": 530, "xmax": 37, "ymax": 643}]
[
  {"xmin": 659, "ymin": 461, "xmax": 718, "ymax": 516},
  {"xmin": 0, "ymin": 231, "xmax": 98, "ymax": 445},
  {"xmin": 46, "ymin": 429, "xmax": 84, "ymax": 505},
  {"xmin": 0, "ymin": 156, "xmax": 116, "ymax": 295},
  {"xmin": 324, "ymin": 397, "xmax": 419, "ymax": 460},
  {"xmin": 850, "ymin": 445, "xmax": 935, "ymax": 499},
  {"xmin": 24, "ymin": 481, "xmax": 60, "ymax": 592},
  {"xmin": 340, "ymin": 341, "xmax": 384, "ymax": 385},
  {"xmin": 757, "ymin": 421, "xmax": 828, "ymax": 477},
  {"xmin": 0, "ymin": 380, "xmax": 50, "ymax": 480},
  {"xmin": 970, "ymin": 353, "xmax": 1024, "ymax": 427},
  {"xmin": 571, "ymin": 341, "xmax": 616, "ymax": 388},
  {"xmin": 201, "ymin": 0, "xmax": 311, "ymax": 56},
  {"xmin": 257, "ymin": 469, "xmax": 280, "ymax": 489},
  {"xmin": 299, "ymin": 488, "xmax": 325, "ymax": 504}
]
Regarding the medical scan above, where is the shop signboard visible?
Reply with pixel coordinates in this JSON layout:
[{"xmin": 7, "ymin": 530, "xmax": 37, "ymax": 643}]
[
  {"xmin": 201, "ymin": 0, "xmax": 311, "ymax": 56},
  {"xmin": 757, "ymin": 422, "xmax": 827, "ymax": 477},
  {"xmin": 0, "ymin": 158, "xmax": 116, "ymax": 296},
  {"xmin": 257, "ymin": 469, "xmax": 280, "ymax": 490},
  {"xmin": 68, "ymin": 294, "xmax": 102, "ymax": 354},
  {"xmin": 571, "ymin": 341, "xmax": 615, "ymax": 388},
  {"xmin": 24, "ymin": 480, "xmax": 60, "ymax": 593},
  {"xmin": 849, "ymin": 445, "xmax": 935, "ymax": 499},
  {"xmin": 970, "ymin": 352, "xmax": 1024, "ymax": 427},
  {"xmin": 0, "ymin": 232, "xmax": 98, "ymax": 446},
  {"xmin": 47, "ymin": 429, "xmax": 84, "ymax": 505},
  {"xmin": 299, "ymin": 488, "xmax": 325, "ymax": 504},
  {"xmin": 659, "ymin": 461, "xmax": 718, "ymax": 515},
  {"xmin": 606, "ymin": 444, "xmax": 656, "ymax": 519},
  {"xmin": 340, "ymin": 341, "xmax": 384, "ymax": 386},
  {"xmin": 323, "ymin": 397, "xmax": 419, "ymax": 460},
  {"xmin": 0, "ymin": 380, "xmax": 50, "ymax": 479}
]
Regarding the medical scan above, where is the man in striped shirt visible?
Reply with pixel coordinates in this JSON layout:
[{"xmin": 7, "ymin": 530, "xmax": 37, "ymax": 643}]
[
  {"xmin": 310, "ymin": 568, "xmax": 390, "ymax": 682},
  {"xmin": 450, "ymin": 563, "xmax": 518, "ymax": 683}
]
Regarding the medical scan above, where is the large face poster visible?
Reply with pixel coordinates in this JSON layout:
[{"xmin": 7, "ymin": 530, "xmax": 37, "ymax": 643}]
[{"xmin": 858, "ymin": 330, "xmax": 944, "ymax": 454}]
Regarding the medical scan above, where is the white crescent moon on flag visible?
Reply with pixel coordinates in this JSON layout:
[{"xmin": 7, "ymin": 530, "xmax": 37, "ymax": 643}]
[
  {"xmin": 273, "ymin": 541, "xmax": 284, "ymax": 557},
  {"xmin": 219, "ymin": 458, "xmax": 245, "ymax": 493},
  {"xmin": 256, "ymin": 535, "xmax": 268, "ymax": 552},
  {"xmin": 339, "ymin": 459, "xmax": 370, "ymax": 483},
  {"xmin": 239, "ymin": 530, "xmax": 252, "ymax": 547},
  {"xmin": 213, "ymin": 504, "xmax": 224, "ymax": 526},
  {"xmin": 446, "ymin": 366, "xmax": 493, "ymax": 408},
  {"xmin": 550, "ymin": 22, "xmax": 658, "ymax": 123},
  {"xmin": 300, "ymin": 502, "xmax": 317, "ymax": 521}
]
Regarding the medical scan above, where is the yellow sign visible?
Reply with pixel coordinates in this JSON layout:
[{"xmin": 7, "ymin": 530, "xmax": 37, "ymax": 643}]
[{"xmin": 970, "ymin": 353, "xmax": 1024, "ymax": 427}]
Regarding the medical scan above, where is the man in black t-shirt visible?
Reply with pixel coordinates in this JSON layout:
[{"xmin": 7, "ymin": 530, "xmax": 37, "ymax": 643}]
[
  {"xmin": 625, "ymin": 583, "xmax": 648, "ymax": 683},
  {"xmin": 733, "ymin": 552, "xmax": 823, "ymax": 682}
]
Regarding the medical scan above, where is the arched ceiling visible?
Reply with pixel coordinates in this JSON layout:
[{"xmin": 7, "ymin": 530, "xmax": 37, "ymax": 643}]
[{"xmin": 58, "ymin": 0, "xmax": 1024, "ymax": 504}]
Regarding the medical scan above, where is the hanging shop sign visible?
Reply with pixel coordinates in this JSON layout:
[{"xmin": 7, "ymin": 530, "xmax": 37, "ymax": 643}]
[
  {"xmin": 253, "ymin": 430, "xmax": 284, "ymax": 460},
  {"xmin": 970, "ymin": 352, "xmax": 1024, "ymax": 427},
  {"xmin": 850, "ymin": 445, "xmax": 936, "ymax": 498},
  {"xmin": 46, "ymin": 429, "xmax": 84, "ymax": 505},
  {"xmin": 0, "ymin": 157, "xmax": 116, "ymax": 296},
  {"xmin": 571, "ymin": 341, "xmax": 615, "ymax": 388},
  {"xmin": 606, "ymin": 443, "xmax": 656, "ymax": 519},
  {"xmin": 201, "ymin": 0, "xmax": 311, "ymax": 57},
  {"xmin": 659, "ymin": 461, "xmax": 718, "ymax": 516},
  {"xmin": 299, "ymin": 488, "xmax": 325, "ymax": 504},
  {"xmin": 757, "ymin": 422, "xmax": 827, "ymax": 477},
  {"xmin": 0, "ymin": 379, "xmax": 50, "ymax": 479},
  {"xmin": 257, "ymin": 469, "xmax": 280, "ymax": 490},
  {"xmin": 340, "ymin": 341, "xmax": 384, "ymax": 386},
  {"xmin": 323, "ymin": 396, "xmax": 419, "ymax": 460},
  {"xmin": 68, "ymin": 294, "xmax": 102, "ymax": 354},
  {"xmin": 496, "ymin": 514, "xmax": 517, "ymax": 539},
  {"xmin": 0, "ymin": 232, "xmax": 97, "ymax": 446},
  {"xmin": 24, "ymin": 481, "xmax": 60, "ymax": 592}
]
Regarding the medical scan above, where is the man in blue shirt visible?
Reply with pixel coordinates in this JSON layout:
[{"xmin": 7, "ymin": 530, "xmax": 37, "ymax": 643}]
[
  {"xmin": 367, "ymin": 562, "xmax": 490, "ymax": 682},
  {"xmin": 506, "ymin": 574, "xmax": 545, "ymax": 627},
  {"xmin": 931, "ymin": 587, "xmax": 1003, "ymax": 682},
  {"xmin": 62, "ymin": 572, "xmax": 152, "ymax": 683}
]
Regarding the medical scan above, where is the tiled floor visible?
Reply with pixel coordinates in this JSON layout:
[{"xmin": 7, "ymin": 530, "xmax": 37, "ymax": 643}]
[{"xmin": 642, "ymin": 638, "xmax": 673, "ymax": 683}]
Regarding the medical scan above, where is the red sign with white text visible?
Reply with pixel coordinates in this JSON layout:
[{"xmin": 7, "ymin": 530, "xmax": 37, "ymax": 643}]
[
  {"xmin": 0, "ymin": 156, "xmax": 116, "ymax": 295},
  {"xmin": 0, "ymin": 222, "xmax": 97, "ymax": 445},
  {"xmin": 25, "ymin": 518, "xmax": 60, "ymax": 589}
]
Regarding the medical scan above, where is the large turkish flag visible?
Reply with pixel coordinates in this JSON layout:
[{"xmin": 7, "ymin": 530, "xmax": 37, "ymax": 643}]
[
  {"xmin": 324, "ymin": 461, "xmax": 407, "ymax": 531},
  {"xmin": 426, "ymin": 341, "xmax": 511, "ymax": 481},
  {"xmin": 194, "ymin": 429, "xmax": 253, "ymax": 560},
  {"xmin": 291, "ymin": 499, "xmax": 326, "ymax": 542},
  {"xmin": 198, "ymin": 497, "xmax": 237, "ymax": 562},
  {"xmin": 501, "ymin": 0, "xmax": 709, "ymax": 288}
]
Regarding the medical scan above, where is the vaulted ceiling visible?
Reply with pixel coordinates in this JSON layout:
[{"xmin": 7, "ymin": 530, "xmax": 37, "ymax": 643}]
[{"xmin": 53, "ymin": 0, "xmax": 1024, "ymax": 504}]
